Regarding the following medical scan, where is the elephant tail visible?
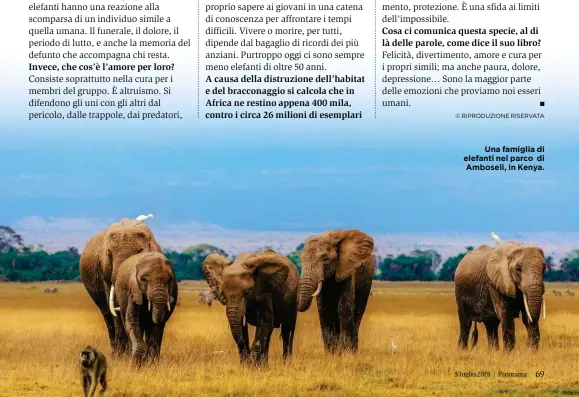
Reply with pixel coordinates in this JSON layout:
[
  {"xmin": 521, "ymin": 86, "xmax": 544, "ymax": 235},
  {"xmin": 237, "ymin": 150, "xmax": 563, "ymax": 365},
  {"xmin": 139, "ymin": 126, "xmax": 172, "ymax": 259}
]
[{"xmin": 470, "ymin": 322, "xmax": 479, "ymax": 349}]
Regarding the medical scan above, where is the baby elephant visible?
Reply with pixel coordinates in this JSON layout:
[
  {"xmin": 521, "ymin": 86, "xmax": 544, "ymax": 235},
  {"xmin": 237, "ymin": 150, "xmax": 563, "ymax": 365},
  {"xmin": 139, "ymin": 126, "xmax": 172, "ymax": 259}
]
[
  {"xmin": 203, "ymin": 249, "xmax": 299, "ymax": 365},
  {"xmin": 113, "ymin": 251, "xmax": 178, "ymax": 366}
]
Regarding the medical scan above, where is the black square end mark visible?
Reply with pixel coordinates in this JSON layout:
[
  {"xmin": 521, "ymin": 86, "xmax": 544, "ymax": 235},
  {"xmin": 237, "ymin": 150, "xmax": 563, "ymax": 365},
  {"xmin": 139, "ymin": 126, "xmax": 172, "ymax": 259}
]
[{"xmin": 540, "ymin": 101, "xmax": 545, "ymax": 106}]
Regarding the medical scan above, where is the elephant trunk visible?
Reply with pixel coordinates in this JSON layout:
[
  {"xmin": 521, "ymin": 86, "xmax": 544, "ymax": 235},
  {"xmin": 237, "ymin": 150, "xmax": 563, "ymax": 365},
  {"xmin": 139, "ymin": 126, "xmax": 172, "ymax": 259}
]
[
  {"xmin": 226, "ymin": 299, "xmax": 246, "ymax": 344},
  {"xmin": 149, "ymin": 285, "xmax": 169, "ymax": 324},
  {"xmin": 298, "ymin": 275, "xmax": 321, "ymax": 312},
  {"xmin": 523, "ymin": 284, "xmax": 544, "ymax": 323}
]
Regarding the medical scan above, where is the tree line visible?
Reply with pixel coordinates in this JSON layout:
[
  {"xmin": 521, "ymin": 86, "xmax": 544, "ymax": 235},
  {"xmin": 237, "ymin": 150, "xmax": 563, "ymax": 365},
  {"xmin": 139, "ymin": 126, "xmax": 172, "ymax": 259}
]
[{"xmin": 1, "ymin": 226, "xmax": 578, "ymax": 282}]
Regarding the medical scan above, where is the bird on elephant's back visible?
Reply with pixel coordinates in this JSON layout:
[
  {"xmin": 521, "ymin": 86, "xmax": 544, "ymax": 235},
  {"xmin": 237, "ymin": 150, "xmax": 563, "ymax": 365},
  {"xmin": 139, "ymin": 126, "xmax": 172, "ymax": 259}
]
[
  {"xmin": 454, "ymin": 236, "xmax": 546, "ymax": 352},
  {"xmin": 297, "ymin": 229, "xmax": 374, "ymax": 354},
  {"xmin": 202, "ymin": 248, "xmax": 299, "ymax": 365},
  {"xmin": 79, "ymin": 217, "xmax": 162, "ymax": 357}
]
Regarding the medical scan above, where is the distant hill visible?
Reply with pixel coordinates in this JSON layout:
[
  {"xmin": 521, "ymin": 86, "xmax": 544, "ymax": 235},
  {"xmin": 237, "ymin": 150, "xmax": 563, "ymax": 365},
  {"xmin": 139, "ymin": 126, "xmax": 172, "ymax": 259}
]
[{"xmin": 12, "ymin": 216, "xmax": 577, "ymax": 262}]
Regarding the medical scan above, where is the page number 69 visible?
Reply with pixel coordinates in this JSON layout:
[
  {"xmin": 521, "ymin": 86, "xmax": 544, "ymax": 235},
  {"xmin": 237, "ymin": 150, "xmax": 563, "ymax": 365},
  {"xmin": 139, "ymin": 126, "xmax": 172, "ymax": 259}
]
[{"xmin": 535, "ymin": 371, "xmax": 545, "ymax": 377}]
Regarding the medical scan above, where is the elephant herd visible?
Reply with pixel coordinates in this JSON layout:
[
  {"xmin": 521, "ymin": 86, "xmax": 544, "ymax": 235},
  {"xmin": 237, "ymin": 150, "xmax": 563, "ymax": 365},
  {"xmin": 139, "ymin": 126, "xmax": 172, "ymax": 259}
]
[{"xmin": 79, "ymin": 217, "xmax": 548, "ymax": 367}]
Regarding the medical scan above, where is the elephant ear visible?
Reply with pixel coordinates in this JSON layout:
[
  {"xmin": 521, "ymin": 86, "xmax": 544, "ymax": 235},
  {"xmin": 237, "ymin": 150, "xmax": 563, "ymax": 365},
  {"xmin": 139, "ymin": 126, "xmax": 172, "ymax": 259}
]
[
  {"xmin": 100, "ymin": 240, "xmax": 114, "ymax": 281},
  {"xmin": 242, "ymin": 250, "xmax": 291, "ymax": 291},
  {"xmin": 129, "ymin": 257, "xmax": 143, "ymax": 305},
  {"xmin": 148, "ymin": 232, "xmax": 162, "ymax": 252},
  {"xmin": 332, "ymin": 230, "xmax": 374, "ymax": 282},
  {"xmin": 485, "ymin": 242, "xmax": 521, "ymax": 298},
  {"xmin": 202, "ymin": 254, "xmax": 231, "ymax": 305}
]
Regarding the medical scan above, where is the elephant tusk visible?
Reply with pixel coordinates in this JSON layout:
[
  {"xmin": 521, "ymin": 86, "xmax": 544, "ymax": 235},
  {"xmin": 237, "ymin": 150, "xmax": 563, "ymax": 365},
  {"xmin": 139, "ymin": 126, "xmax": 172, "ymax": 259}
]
[
  {"xmin": 523, "ymin": 294, "xmax": 533, "ymax": 323},
  {"xmin": 148, "ymin": 301, "xmax": 151, "ymax": 311},
  {"xmin": 542, "ymin": 298, "xmax": 546, "ymax": 319},
  {"xmin": 109, "ymin": 286, "xmax": 117, "ymax": 317},
  {"xmin": 243, "ymin": 315, "xmax": 246, "ymax": 326},
  {"xmin": 167, "ymin": 300, "xmax": 171, "ymax": 312},
  {"xmin": 311, "ymin": 281, "xmax": 322, "ymax": 297}
]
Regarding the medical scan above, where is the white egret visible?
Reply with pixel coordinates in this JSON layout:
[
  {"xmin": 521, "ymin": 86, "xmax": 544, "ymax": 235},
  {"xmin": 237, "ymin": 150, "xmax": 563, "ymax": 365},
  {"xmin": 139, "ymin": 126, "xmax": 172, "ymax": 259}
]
[
  {"xmin": 490, "ymin": 232, "xmax": 502, "ymax": 245},
  {"xmin": 136, "ymin": 214, "xmax": 155, "ymax": 223}
]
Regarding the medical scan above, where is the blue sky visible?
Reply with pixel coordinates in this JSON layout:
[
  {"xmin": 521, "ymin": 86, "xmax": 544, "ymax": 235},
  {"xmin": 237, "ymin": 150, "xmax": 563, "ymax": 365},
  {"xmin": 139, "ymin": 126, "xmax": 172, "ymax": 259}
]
[{"xmin": 0, "ymin": 124, "xmax": 578, "ymax": 233}]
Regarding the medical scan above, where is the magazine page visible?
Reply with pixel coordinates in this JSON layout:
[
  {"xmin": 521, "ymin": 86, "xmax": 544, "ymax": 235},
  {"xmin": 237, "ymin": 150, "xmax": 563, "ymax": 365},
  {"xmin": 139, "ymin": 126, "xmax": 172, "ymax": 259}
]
[{"xmin": 1, "ymin": 0, "xmax": 577, "ymax": 396}]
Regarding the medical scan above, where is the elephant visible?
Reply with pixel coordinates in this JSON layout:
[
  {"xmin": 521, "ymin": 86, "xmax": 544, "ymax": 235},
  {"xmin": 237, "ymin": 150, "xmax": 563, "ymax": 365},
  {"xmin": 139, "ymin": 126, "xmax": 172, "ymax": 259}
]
[
  {"xmin": 113, "ymin": 251, "xmax": 178, "ymax": 366},
  {"xmin": 79, "ymin": 218, "xmax": 162, "ymax": 356},
  {"xmin": 454, "ymin": 239, "xmax": 546, "ymax": 351},
  {"xmin": 202, "ymin": 248, "xmax": 299, "ymax": 365},
  {"xmin": 297, "ymin": 229, "xmax": 374, "ymax": 353}
]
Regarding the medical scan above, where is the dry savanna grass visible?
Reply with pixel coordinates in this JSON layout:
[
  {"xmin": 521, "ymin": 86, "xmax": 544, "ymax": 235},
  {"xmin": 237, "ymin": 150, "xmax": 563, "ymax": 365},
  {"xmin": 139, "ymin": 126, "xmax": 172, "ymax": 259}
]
[{"xmin": 0, "ymin": 281, "xmax": 578, "ymax": 397}]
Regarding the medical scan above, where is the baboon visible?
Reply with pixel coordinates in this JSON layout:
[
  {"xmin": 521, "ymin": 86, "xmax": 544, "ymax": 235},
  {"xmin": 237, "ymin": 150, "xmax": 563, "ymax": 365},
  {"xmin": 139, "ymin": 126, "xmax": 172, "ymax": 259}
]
[
  {"xmin": 79, "ymin": 345, "xmax": 107, "ymax": 397},
  {"xmin": 44, "ymin": 287, "xmax": 58, "ymax": 293},
  {"xmin": 567, "ymin": 290, "xmax": 575, "ymax": 297},
  {"xmin": 552, "ymin": 289, "xmax": 562, "ymax": 296}
]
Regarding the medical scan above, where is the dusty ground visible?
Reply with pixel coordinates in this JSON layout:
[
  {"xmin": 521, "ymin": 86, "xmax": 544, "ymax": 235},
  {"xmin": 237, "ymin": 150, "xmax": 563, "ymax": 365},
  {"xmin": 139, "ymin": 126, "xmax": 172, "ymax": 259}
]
[{"xmin": 0, "ymin": 281, "xmax": 578, "ymax": 396}]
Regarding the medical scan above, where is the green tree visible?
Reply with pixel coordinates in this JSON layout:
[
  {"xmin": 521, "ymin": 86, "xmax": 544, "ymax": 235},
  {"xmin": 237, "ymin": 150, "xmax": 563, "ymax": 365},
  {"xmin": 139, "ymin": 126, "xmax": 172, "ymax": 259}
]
[
  {"xmin": 182, "ymin": 243, "xmax": 228, "ymax": 257},
  {"xmin": 543, "ymin": 255, "xmax": 566, "ymax": 282},
  {"xmin": 0, "ymin": 226, "xmax": 24, "ymax": 253},
  {"xmin": 378, "ymin": 249, "xmax": 439, "ymax": 281},
  {"xmin": 410, "ymin": 249, "xmax": 442, "ymax": 271},
  {"xmin": 372, "ymin": 248, "xmax": 382, "ymax": 279},
  {"xmin": 167, "ymin": 244, "xmax": 229, "ymax": 281},
  {"xmin": 438, "ymin": 246, "xmax": 474, "ymax": 281},
  {"xmin": 286, "ymin": 242, "xmax": 305, "ymax": 275},
  {"xmin": 561, "ymin": 250, "xmax": 579, "ymax": 281}
]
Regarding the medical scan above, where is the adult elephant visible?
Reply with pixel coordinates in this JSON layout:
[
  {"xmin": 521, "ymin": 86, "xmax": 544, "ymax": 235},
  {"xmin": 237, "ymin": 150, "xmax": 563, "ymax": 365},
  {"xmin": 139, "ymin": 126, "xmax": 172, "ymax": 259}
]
[
  {"xmin": 454, "ymin": 238, "xmax": 546, "ymax": 351},
  {"xmin": 79, "ymin": 218, "xmax": 162, "ymax": 356},
  {"xmin": 202, "ymin": 248, "xmax": 299, "ymax": 365},
  {"xmin": 297, "ymin": 229, "xmax": 374, "ymax": 353},
  {"xmin": 113, "ymin": 251, "xmax": 177, "ymax": 366}
]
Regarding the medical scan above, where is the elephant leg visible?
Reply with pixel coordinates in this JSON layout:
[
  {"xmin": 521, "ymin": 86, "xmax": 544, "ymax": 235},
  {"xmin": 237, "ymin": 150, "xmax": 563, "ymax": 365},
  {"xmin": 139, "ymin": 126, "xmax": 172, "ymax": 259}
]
[
  {"xmin": 251, "ymin": 325, "xmax": 273, "ymax": 365},
  {"xmin": 84, "ymin": 281, "xmax": 117, "ymax": 355},
  {"xmin": 457, "ymin": 305, "xmax": 472, "ymax": 350},
  {"xmin": 353, "ymin": 288, "xmax": 371, "ymax": 351},
  {"xmin": 318, "ymin": 311, "xmax": 339, "ymax": 353},
  {"xmin": 104, "ymin": 281, "xmax": 129, "ymax": 357},
  {"xmin": 337, "ymin": 285, "xmax": 356, "ymax": 352},
  {"xmin": 281, "ymin": 318, "xmax": 296, "ymax": 361},
  {"xmin": 501, "ymin": 314, "xmax": 516, "ymax": 352},
  {"xmin": 281, "ymin": 305, "xmax": 298, "ymax": 360},
  {"xmin": 317, "ymin": 291, "xmax": 340, "ymax": 353},
  {"xmin": 113, "ymin": 316, "xmax": 129, "ymax": 357},
  {"xmin": 125, "ymin": 306, "xmax": 146, "ymax": 367},
  {"xmin": 484, "ymin": 318, "xmax": 500, "ymax": 350},
  {"xmin": 251, "ymin": 300, "xmax": 274, "ymax": 365},
  {"xmin": 148, "ymin": 324, "xmax": 165, "ymax": 362},
  {"xmin": 521, "ymin": 313, "xmax": 540, "ymax": 349}
]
